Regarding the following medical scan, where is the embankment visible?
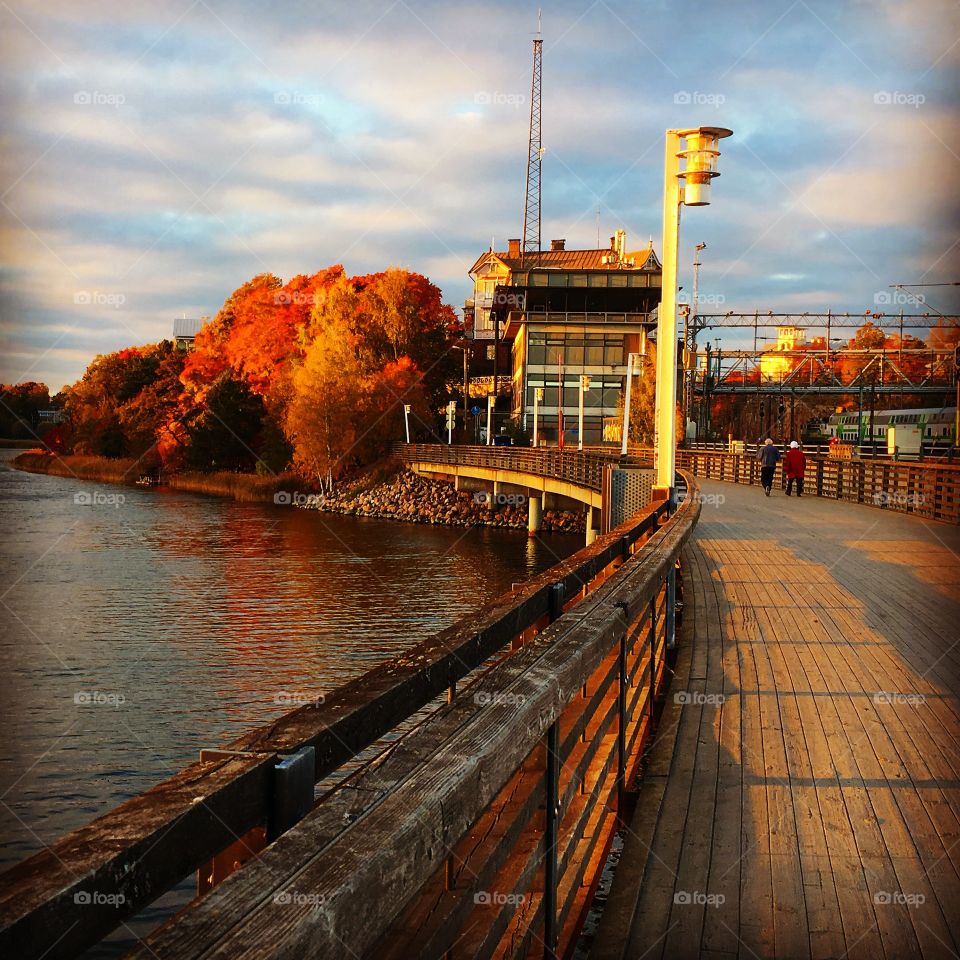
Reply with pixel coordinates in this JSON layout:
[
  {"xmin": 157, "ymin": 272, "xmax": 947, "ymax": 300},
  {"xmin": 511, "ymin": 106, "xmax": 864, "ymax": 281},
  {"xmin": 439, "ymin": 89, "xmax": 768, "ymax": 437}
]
[
  {"xmin": 13, "ymin": 453, "xmax": 586, "ymax": 531},
  {"xmin": 315, "ymin": 468, "xmax": 585, "ymax": 532}
]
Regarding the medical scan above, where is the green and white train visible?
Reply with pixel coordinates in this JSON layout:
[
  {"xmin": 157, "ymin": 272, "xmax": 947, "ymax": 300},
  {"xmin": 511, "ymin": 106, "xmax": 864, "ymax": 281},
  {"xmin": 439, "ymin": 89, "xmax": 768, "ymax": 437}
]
[{"xmin": 826, "ymin": 406, "xmax": 956, "ymax": 444}]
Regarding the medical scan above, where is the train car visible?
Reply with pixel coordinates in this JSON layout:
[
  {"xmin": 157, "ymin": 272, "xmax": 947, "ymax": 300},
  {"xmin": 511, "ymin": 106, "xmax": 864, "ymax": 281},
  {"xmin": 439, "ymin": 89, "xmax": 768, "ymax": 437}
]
[{"xmin": 825, "ymin": 406, "xmax": 956, "ymax": 445}]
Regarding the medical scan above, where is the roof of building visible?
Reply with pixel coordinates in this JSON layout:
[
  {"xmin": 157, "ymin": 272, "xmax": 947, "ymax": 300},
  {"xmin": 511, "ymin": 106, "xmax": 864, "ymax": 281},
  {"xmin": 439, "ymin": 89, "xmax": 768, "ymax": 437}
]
[
  {"xmin": 469, "ymin": 245, "xmax": 660, "ymax": 276},
  {"xmin": 173, "ymin": 317, "xmax": 205, "ymax": 339}
]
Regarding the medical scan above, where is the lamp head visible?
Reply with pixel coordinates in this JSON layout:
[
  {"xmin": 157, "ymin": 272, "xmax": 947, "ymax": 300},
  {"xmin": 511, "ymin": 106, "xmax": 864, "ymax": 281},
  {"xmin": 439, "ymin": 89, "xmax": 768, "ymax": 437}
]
[{"xmin": 676, "ymin": 126, "xmax": 733, "ymax": 206}]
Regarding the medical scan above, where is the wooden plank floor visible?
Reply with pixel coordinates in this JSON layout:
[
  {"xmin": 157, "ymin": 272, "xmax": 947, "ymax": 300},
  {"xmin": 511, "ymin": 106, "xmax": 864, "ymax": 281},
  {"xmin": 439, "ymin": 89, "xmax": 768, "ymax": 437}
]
[{"xmin": 594, "ymin": 480, "xmax": 960, "ymax": 960}]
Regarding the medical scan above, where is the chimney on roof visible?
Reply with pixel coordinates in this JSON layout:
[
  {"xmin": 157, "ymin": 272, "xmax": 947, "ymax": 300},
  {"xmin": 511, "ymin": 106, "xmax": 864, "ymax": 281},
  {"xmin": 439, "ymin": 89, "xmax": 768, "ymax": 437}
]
[
  {"xmin": 507, "ymin": 238, "xmax": 521, "ymax": 257},
  {"xmin": 550, "ymin": 239, "xmax": 566, "ymax": 251}
]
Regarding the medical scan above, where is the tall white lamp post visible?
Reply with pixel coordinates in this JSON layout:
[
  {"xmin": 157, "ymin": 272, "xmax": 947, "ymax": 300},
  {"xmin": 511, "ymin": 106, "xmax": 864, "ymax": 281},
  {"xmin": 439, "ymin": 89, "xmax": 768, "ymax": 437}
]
[
  {"xmin": 654, "ymin": 126, "xmax": 733, "ymax": 502},
  {"xmin": 533, "ymin": 387, "xmax": 543, "ymax": 447},
  {"xmin": 403, "ymin": 403, "xmax": 411, "ymax": 443},
  {"xmin": 578, "ymin": 375, "xmax": 591, "ymax": 451},
  {"xmin": 486, "ymin": 394, "xmax": 495, "ymax": 446}
]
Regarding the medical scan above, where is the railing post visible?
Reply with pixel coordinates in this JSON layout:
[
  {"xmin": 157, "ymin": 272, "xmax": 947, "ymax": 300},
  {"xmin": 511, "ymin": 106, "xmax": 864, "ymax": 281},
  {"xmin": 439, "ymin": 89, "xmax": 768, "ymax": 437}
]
[
  {"xmin": 666, "ymin": 565, "xmax": 677, "ymax": 651},
  {"xmin": 648, "ymin": 593, "xmax": 658, "ymax": 723},
  {"xmin": 617, "ymin": 627, "xmax": 628, "ymax": 817},
  {"xmin": 548, "ymin": 582, "xmax": 565, "ymax": 623},
  {"xmin": 544, "ymin": 721, "xmax": 560, "ymax": 960},
  {"xmin": 269, "ymin": 746, "xmax": 316, "ymax": 841}
]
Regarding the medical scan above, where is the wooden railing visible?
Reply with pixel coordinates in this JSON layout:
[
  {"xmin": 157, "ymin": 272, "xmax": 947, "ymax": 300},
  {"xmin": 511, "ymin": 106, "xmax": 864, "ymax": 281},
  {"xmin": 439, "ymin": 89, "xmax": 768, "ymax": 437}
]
[
  {"xmin": 675, "ymin": 449, "xmax": 960, "ymax": 523},
  {"xmin": 0, "ymin": 459, "xmax": 692, "ymax": 959},
  {"xmin": 131, "ymin": 473, "xmax": 700, "ymax": 960}
]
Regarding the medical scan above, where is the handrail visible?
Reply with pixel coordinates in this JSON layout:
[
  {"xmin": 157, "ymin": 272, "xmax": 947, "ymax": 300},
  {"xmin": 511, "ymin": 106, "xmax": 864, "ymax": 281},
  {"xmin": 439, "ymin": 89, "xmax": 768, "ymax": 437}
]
[
  {"xmin": 396, "ymin": 442, "xmax": 621, "ymax": 493},
  {"xmin": 672, "ymin": 448, "xmax": 960, "ymax": 523},
  {"xmin": 0, "ymin": 452, "xmax": 675, "ymax": 960},
  {"xmin": 131, "ymin": 471, "xmax": 701, "ymax": 959}
]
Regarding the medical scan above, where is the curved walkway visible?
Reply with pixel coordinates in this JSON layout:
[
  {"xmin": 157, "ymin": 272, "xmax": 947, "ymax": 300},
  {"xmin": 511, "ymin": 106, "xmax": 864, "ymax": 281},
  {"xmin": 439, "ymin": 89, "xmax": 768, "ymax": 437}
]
[{"xmin": 595, "ymin": 479, "xmax": 960, "ymax": 960}]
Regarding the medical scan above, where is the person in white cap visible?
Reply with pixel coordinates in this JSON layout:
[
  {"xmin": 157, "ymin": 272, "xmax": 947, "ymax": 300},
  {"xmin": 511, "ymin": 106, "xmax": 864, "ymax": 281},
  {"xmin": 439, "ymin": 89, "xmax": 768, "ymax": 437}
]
[
  {"xmin": 757, "ymin": 438, "xmax": 780, "ymax": 496},
  {"xmin": 784, "ymin": 440, "xmax": 807, "ymax": 496}
]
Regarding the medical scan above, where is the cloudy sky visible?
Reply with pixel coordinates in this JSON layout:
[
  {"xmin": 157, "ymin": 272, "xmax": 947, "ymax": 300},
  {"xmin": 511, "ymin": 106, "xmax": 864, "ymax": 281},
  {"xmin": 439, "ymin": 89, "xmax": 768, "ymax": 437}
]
[{"xmin": 2, "ymin": 0, "xmax": 958, "ymax": 390}]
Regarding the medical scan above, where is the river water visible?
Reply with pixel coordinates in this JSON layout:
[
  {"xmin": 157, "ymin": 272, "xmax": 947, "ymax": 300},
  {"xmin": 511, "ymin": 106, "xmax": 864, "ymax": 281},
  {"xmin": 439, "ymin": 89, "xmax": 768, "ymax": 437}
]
[{"xmin": 0, "ymin": 449, "xmax": 581, "ymax": 892}]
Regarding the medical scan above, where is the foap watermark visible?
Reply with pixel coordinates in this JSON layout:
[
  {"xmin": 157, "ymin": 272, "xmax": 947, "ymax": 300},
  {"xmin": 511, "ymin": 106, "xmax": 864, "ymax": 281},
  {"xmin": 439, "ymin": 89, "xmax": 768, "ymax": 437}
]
[
  {"xmin": 874, "ymin": 290, "xmax": 925, "ymax": 307},
  {"xmin": 73, "ymin": 90, "xmax": 126, "ymax": 107},
  {"xmin": 474, "ymin": 890, "xmax": 526, "ymax": 906},
  {"xmin": 74, "ymin": 491, "xmax": 125, "ymax": 508},
  {"xmin": 274, "ymin": 691, "xmax": 326, "ymax": 707},
  {"xmin": 688, "ymin": 492, "xmax": 725, "ymax": 508},
  {"xmin": 872, "ymin": 491, "xmax": 924, "ymax": 507},
  {"xmin": 274, "ymin": 290, "xmax": 318, "ymax": 306},
  {"xmin": 474, "ymin": 690, "xmax": 527, "ymax": 707},
  {"xmin": 74, "ymin": 890, "xmax": 126, "ymax": 907},
  {"xmin": 674, "ymin": 90, "xmax": 726, "ymax": 106},
  {"xmin": 674, "ymin": 890, "xmax": 725, "ymax": 907},
  {"xmin": 675, "ymin": 691, "xmax": 725, "ymax": 706},
  {"xmin": 75, "ymin": 690, "xmax": 126, "ymax": 708},
  {"xmin": 474, "ymin": 492, "xmax": 526, "ymax": 506},
  {"xmin": 274, "ymin": 491, "xmax": 324, "ymax": 508},
  {"xmin": 273, "ymin": 890, "xmax": 326, "ymax": 906},
  {"xmin": 74, "ymin": 290, "xmax": 126, "ymax": 308},
  {"xmin": 678, "ymin": 290, "xmax": 726, "ymax": 307},
  {"xmin": 873, "ymin": 691, "xmax": 926, "ymax": 706},
  {"xmin": 873, "ymin": 90, "xmax": 925, "ymax": 108},
  {"xmin": 874, "ymin": 890, "xmax": 925, "ymax": 906},
  {"xmin": 474, "ymin": 91, "xmax": 525, "ymax": 108},
  {"xmin": 274, "ymin": 90, "xmax": 324, "ymax": 108}
]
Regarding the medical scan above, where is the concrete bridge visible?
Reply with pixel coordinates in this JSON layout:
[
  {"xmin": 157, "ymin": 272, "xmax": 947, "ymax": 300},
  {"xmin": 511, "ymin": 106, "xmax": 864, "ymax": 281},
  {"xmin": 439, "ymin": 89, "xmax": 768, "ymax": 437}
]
[{"xmin": 1, "ymin": 447, "xmax": 958, "ymax": 960}]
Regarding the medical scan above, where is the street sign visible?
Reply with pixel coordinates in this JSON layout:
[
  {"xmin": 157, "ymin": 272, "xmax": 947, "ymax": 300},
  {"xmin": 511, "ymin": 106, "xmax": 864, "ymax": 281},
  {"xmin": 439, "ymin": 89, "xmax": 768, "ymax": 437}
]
[{"xmin": 470, "ymin": 405, "xmax": 482, "ymax": 417}]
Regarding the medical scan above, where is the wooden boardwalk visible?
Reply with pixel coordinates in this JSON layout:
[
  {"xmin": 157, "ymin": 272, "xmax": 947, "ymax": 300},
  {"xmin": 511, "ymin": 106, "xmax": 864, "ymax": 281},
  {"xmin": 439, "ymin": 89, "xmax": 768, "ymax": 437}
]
[{"xmin": 595, "ymin": 479, "xmax": 960, "ymax": 960}]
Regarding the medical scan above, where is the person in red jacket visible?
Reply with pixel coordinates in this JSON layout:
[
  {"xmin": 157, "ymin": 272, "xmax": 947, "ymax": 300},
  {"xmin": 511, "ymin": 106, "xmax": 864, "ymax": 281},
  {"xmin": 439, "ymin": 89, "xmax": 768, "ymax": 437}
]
[{"xmin": 784, "ymin": 440, "xmax": 806, "ymax": 496}]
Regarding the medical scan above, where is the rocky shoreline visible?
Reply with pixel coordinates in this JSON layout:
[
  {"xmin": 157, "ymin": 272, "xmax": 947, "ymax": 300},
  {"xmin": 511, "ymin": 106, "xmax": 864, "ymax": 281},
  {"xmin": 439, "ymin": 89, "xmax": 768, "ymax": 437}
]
[{"xmin": 304, "ymin": 469, "xmax": 586, "ymax": 533}]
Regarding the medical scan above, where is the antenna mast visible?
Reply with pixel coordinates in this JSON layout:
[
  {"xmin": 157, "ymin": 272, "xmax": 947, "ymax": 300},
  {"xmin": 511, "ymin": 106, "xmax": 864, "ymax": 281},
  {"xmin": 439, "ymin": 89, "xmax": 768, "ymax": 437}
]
[{"xmin": 520, "ymin": 10, "xmax": 542, "ymax": 267}]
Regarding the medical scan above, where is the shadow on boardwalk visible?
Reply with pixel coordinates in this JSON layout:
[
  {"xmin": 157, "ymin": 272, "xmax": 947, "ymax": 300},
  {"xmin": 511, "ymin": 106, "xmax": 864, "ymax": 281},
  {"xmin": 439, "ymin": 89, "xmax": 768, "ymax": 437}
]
[{"xmin": 595, "ymin": 480, "xmax": 960, "ymax": 960}]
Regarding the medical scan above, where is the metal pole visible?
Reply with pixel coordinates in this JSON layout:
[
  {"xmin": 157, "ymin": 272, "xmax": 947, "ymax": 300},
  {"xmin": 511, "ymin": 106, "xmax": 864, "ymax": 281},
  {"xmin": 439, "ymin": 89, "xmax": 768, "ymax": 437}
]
[
  {"xmin": 403, "ymin": 404, "xmax": 411, "ymax": 444},
  {"xmin": 486, "ymin": 394, "xmax": 494, "ymax": 446},
  {"xmin": 621, "ymin": 353, "xmax": 635, "ymax": 456},
  {"xmin": 578, "ymin": 376, "xmax": 585, "ymax": 451},
  {"xmin": 463, "ymin": 346, "xmax": 469, "ymax": 439},
  {"xmin": 533, "ymin": 387, "xmax": 542, "ymax": 448},
  {"xmin": 655, "ymin": 131, "xmax": 682, "ymax": 497},
  {"xmin": 492, "ymin": 312, "xmax": 500, "ymax": 404}
]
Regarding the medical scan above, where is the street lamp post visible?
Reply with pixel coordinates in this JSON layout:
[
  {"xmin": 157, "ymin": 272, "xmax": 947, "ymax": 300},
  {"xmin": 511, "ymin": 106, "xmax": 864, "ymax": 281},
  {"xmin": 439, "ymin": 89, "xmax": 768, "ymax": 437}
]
[
  {"xmin": 533, "ymin": 387, "xmax": 543, "ymax": 448},
  {"xmin": 578, "ymin": 375, "xmax": 591, "ymax": 451},
  {"xmin": 654, "ymin": 126, "xmax": 733, "ymax": 502},
  {"xmin": 621, "ymin": 353, "xmax": 639, "ymax": 456},
  {"xmin": 450, "ymin": 344, "xmax": 470, "ymax": 440},
  {"xmin": 403, "ymin": 403, "xmax": 411, "ymax": 444},
  {"xmin": 486, "ymin": 394, "xmax": 495, "ymax": 446}
]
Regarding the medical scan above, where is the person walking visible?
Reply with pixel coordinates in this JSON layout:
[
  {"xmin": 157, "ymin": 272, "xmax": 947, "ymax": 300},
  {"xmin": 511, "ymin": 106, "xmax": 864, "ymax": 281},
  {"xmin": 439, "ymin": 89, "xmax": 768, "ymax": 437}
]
[
  {"xmin": 757, "ymin": 438, "xmax": 780, "ymax": 496},
  {"xmin": 784, "ymin": 440, "xmax": 806, "ymax": 497}
]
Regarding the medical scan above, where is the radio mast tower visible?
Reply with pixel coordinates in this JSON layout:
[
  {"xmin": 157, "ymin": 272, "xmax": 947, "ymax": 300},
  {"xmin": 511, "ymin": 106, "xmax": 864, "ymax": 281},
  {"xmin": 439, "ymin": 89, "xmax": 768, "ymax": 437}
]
[{"xmin": 520, "ymin": 11, "xmax": 543, "ymax": 267}]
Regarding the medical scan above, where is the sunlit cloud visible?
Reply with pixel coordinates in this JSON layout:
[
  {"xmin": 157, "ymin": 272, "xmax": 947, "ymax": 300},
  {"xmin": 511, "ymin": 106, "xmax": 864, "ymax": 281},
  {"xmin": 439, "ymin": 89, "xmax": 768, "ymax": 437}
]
[{"xmin": 1, "ymin": 0, "xmax": 958, "ymax": 389}]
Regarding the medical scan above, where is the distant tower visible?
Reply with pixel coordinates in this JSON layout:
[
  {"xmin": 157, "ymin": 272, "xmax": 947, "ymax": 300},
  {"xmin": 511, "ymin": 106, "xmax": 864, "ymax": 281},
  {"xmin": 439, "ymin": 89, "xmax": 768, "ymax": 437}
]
[{"xmin": 520, "ymin": 11, "xmax": 543, "ymax": 267}]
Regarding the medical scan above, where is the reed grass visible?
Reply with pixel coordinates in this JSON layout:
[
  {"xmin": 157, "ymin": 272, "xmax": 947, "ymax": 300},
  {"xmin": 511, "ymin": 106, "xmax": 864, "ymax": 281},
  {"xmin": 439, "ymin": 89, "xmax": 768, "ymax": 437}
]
[{"xmin": 12, "ymin": 451, "xmax": 302, "ymax": 504}]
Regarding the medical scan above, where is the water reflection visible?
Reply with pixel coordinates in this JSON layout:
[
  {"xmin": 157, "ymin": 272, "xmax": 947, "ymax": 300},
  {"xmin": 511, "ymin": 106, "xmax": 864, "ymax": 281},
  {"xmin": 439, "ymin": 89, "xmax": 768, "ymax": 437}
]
[{"xmin": 0, "ymin": 448, "xmax": 581, "ymax": 873}]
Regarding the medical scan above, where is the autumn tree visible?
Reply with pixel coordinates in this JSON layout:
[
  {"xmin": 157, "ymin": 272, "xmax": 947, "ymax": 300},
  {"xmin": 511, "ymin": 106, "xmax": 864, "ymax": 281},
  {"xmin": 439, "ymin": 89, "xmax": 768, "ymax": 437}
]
[
  {"xmin": 0, "ymin": 382, "xmax": 50, "ymax": 439},
  {"xmin": 285, "ymin": 329, "xmax": 367, "ymax": 487},
  {"xmin": 185, "ymin": 373, "xmax": 266, "ymax": 472}
]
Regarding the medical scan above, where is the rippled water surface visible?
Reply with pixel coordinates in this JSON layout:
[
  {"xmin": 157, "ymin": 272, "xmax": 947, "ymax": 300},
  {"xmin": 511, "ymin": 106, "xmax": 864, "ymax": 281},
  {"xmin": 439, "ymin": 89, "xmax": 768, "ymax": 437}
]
[{"xmin": 0, "ymin": 448, "xmax": 582, "ymax": 879}]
